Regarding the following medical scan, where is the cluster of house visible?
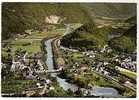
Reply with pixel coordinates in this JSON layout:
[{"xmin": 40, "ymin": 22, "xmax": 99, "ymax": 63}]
[
  {"xmin": 82, "ymin": 45, "xmax": 113, "ymax": 59},
  {"xmin": 84, "ymin": 44, "xmax": 136, "ymax": 73},
  {"xmin": 112, "ymin": 53, "xmax": 136, "ymax": 72},
  {"xmin": 92, "ymin": 61, "xmax": 112, "ymax": 77},
  {"xmin": 10, "ymin": 50, "xmax": 43, "ymax": 76},
  {"xmin": 82, "ymin": 50, "xmax": 96, "ymax": 58},
  {"xmin": 2, "ymin": 48, "xmax": 56, "ymax": 96},
  {"xmin": 92, "ymin": 55, "xmax": 136, "ymax": 77},
  {"xmin": 68, "ymin": 62, "xmax": 88, "ymax": 77},
  {"xmin": 120, "ymin": 57, "xmax": 136, "ymax": 72}
]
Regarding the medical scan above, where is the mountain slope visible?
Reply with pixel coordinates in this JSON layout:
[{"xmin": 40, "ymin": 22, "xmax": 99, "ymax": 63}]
[
  {"xmin": 61, "ymin": 23, "xmax": 110, "ymax": 51},
  {"xmin": 109, "ymin": 16, "xmax": 136, "ymax": 53},
  {"xmin": 82, "ymin": 3, "xmax": 136, "ymax": 18},
  {"xmin": 2, "ymin": 3, "xmax": 92, "ymax": 40},
  {"xmin": 61, "ymin": 15, "xmax": 137, "ymax": 52},
  {"xmin": 2, "ymin": 3, "xmax": 137, "ymax": 45}
]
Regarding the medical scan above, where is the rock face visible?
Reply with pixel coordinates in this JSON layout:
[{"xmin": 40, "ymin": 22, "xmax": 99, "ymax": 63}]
[{"xmin": 45, "ymin": 15, "xmax": 62, "ymax": 24}]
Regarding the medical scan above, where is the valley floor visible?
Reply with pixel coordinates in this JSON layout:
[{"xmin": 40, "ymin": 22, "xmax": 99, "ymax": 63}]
[{"xmin": 1, "ymin": 23, "xmax": 136, "ymax": 97}]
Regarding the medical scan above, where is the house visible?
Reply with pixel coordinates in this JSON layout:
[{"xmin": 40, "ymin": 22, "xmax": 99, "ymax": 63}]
[
  {"xmin": 36, "ymin": 83, "xmax": 43, "ymax": 89},
  {"xmin": 89, "ymin": 55, "xmax": 95, "ymax": 58},
  {"xmin": 37, "ymin": 60, "xmax": 44, "ymax": 71},
  {"xmin": 10, "ymin": 61, "xmax": 21, "ymax": 72},
  {"xmin": 26, "ymin": 73, "xmax": 36, "ymax": 80},
  {"xmin": 121, "ymin": 61, "xmax": 136, "ymax": 71},
  {"xmin": 104, "ymin": 62, "xmax": 109, "ymax": 66},
  {"xmin": 103, "ymin": 71, "xmax": 109, "ymax": 76},
  {"xmin": 45, "ymin": 79, "xmax": 52, "ymax": 86}
]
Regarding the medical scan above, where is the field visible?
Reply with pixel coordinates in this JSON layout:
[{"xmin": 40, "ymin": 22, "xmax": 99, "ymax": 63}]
[{"xmin": 2, "ymin": 28, "xmax": 65, "ymax": 56}]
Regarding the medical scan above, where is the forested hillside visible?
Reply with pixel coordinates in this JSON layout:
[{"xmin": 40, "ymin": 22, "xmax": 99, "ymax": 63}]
[
  {"xmin": 83, "ymin": 3, "xmax": 136, "ymax": 18},
  {"xmin": 109, "ymin": 24, "xmax": 136, "ymax": 53},
  {"xmin": 2, "ymin": 3, "xmax": 92, "ymax": 40},
  {"xmin": 61, "ymin": 15, "xmax": 136, "ymax": 52},
  {"xmin": 2, "ymin": 3, "xmax": 136, "ymax": 40}
]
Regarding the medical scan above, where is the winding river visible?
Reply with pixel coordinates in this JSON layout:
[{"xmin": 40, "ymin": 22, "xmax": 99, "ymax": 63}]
[{"xmin": 44, "ymin": 24, "xmax": 120, "ymax": 97}]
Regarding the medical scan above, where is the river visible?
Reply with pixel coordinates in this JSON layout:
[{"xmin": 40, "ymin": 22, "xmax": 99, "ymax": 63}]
[
  {"xmin": 45, "ymin": 39, "xmax": 78, "ymax": 92},
  {"xmin": 45, "ymin": 38, "xmax": 120, "ymax": 97}
]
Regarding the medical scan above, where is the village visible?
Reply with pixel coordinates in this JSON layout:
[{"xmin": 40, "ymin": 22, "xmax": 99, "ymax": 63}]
[
  {"xmin": 1, "ymin": 20, "xmax": 70, "ymax": 96},
  {"xmin": 57, "ymin": 42, "xmax": 136, "ymax": 96},
  {"xmin": 1, "ymin": 22, "xmax": 136, "ymax": 97},
  {"xmin": 1, "ymin": 14, "xmax": 136, "ymax": 97},
  {"xmin": 2, "ymin": 45, "xmax": 55, "ymax": 96}
]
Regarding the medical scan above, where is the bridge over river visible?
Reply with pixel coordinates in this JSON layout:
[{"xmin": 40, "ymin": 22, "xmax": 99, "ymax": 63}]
[
  {"xmin": 35, "ymin": 69, "xmax": 62, "ymax": 74},
  {"xmin": 44, "ymin": 37, "xmax": 120, "ymax": 97}
]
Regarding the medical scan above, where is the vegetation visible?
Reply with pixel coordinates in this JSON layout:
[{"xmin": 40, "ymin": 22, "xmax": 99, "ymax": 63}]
[
  {"xmin": 2, "ymin": 3, "xmax": 94, "ymax": 40},
  {"xmin": 61, "ymin": 15, "xmax": 136, "ymax": 53},
  {"xmin": 83, "ymin": 3, "xmax": 136, "ymax": 18},
  {"xmin": 110, "ymin": 36, "xmax": 135, "ymax": 53},
  {"xmin": 1, "ymin": 25, "xmax": 66, "ymax": 96},
  {"xmin": 59, "ymin": 44, "xmax": 136, "ymax": 97},
  {"xmin": 2, "ymin": 3, "xmax": 136, "ymax": 97},
  {"xmin": 109, "ymin": 24, "xmax": 136, "ymax": 53},
  {"xmin": 2, "ymin": 74, "xmax": 36, "ymax": 94},
  {"xmin": 61, "ymin": 25, "xmax": 111, "ymax": 50},
  {"xmin": 118, "ymin": 67, "xmax": 136, "ymax": 80}
]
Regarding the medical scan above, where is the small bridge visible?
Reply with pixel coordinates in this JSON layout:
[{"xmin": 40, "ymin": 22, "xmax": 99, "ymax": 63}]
[
  {"xmin": 46, "ymin": 69, "xmax": 61, "ymax": 73},
  {"xmin": 36, "ymin": 69, "xmax": 62, "ymax": 74}
]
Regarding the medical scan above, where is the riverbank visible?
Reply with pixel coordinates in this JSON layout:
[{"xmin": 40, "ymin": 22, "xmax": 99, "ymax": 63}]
[{"xmin": 44, "ymin": 26, "xmax": 120, "ymax": 97}]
